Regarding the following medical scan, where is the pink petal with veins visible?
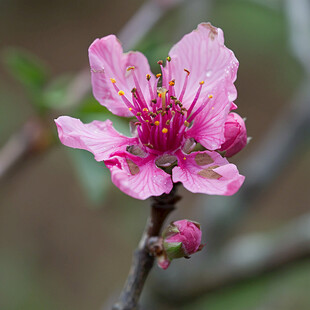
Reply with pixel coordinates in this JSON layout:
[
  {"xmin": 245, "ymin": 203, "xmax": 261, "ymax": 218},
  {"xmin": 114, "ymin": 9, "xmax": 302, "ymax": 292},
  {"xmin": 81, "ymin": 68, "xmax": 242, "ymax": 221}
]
[
  {"xmin": 172, "ymin": 150, "xmax": 244, "ymax": 195},
  {"xmin": 89, "ymin": 35, "xmax": 154, "ymax": 117},
  {"xmin": 105, "ymin": 153, "xmax": 173, "ymax": 200},
  {"xmin": 55, "ymin": 116, "xmax": 138, "ymax": 161},
  {"xmin": 167, "ymin": 23, "xmax": 238, "ymax": 109}
]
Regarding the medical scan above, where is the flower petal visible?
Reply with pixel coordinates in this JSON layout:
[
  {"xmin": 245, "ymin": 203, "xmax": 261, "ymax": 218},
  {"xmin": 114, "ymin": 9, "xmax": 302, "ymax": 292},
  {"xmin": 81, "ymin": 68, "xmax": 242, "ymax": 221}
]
[
  {"xmin": 168, "ymin": 23, "xmax": 238, "ymax": 107},
  {"xmin": 89, "ymin": 35, "xmax": 154, "ymax": 116},
  {"xmin": 55, "ymin": 116, "xmax": 137, "ymax": 161},
  {"xmin": 105, "ymin": 153, "xmax": 173, "ymax": 200},
  {"xmin": 172, "ymin": 150, "xmax": 244, "ymax": 196},
  {"xmin": 186, "ymin": 81, "xmax": 231, "ymax": 150}
]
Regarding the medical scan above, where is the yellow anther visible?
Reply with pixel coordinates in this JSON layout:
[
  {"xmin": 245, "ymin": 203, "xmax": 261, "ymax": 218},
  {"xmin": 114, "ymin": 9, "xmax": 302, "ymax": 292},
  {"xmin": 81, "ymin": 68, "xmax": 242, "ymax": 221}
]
[
  {"xmin": 118, "ymin": 90, "xmax": 125, "ymax": 96},
  {"xmin": 200, "ymin": 80, "xmax": 205, "ymax": 85},
  {"xmin": 156, "ymin": 73, "xmax": 162, "ymax": 78},
  {"xmin": 158, "ymin": 93, "xmax": 162, "ymax": 98},
  {"xmin": 208, "ymin": 94, "xmax": 213, "ymax": 99},
  {"xmin": 145, "ymin": 120, "xmax": 149, "ymax": 123},
  {"xmin": 110, "ymin": 78, "xmax": 116, "ymax": 83},
  {"xmin": 146, "ymin": 74, "xmax": 151, "ymax": 80},
  {"xmin": 154, "ymin": 121, "xmax": 160, "ymax": 126},
  {"xmin": 129, "ymin": 107, "xmax": 133, "ymax": 111},
  {"xmin": 166, "ymin": 56, "xmax": 171, "ymax": 62},
  {"xmin": 183, "ymin": 157, "xmax": 187, "ymax": 160},
  {"xmin": 127, "ymin": 66, "xmax": 135, "ymax": 71},
  {"xmin": 184, "ymin": 69, "xmax": 190, "ymax": 76},
  {"xmin": 184, "ymin": 120, "xmax": 190, "ymax": 127},
  {"xmin": 162, "ymin": 128, "xmax": 168, "ymax": 134},
  {"xmin": 169, "ymin": 80, "xmax": 175, "ymax": 86}
]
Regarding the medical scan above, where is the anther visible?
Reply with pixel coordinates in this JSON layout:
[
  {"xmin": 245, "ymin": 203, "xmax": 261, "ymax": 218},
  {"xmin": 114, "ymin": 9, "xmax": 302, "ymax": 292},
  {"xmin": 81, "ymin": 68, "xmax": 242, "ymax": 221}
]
[
  {"xmin": 134, "ymin": 122, "xmax": 141, "ymax": 126},
  {"xmin": 208, "ymin": 94, "xmax": 213, "ymax": 99},
  {"xmin": 127, "ymin": 66, "xmax": 135, "ymax": 71},
  {"xmin": 184, "ymin": 120, "xmax": 190, "ymax": 127},
  {"xmin": 129, "ymin": 107, "xmax": 133, "ymax": 111},
  {"xmin": 162, "ymin": 128, "xmax": 168, "ymax": 134},
  {"xmin": 156, "ymin": 73, "xmax": 162, "ymax": 78},
  {"xmin": 184, "ymin": 69, "xmax": 190, "ymax": 76},
  {"xmin": 142, "ymin": 108, "xmax": 148, "ymax": 112},
  {"xmin": 169, "ymin": 80, "xmax": 175, "ymax": 86},
  {"xmin": 166, "ymin": 56, "xmax": 171, "ymax": 62},
  {"xmin": 157, "ymin": 60, "xmax": 163, "ymax": 65},
  {"xmin": 154, "ymin": 121, "xmax": 160, "ymax": 126},
  {"xmin": 131, "ymin": 88, "xmax": 137, "ymax": 93},
  {"xmin": 118, "ymin": 90, "xmax": 125, "ymax": 96},
  {"xmin": 170, "ymin": 96, "xmax": 177, "ymax": 100},
  {"xmin": 166, "ymin": 120, "xmax": 171, "ymax": 125},
  {"xmin": 146, "ymin": 74, "xmax": 151, "ymax": 81},
  {"xmin": 110, "ymin": 78, "xmax": 116, "ymax": 83},
  {"xmin": 137, "ymin": 112, "xmax": 142, "ymax": 116},
  {"xmin": 151, "ymin": 99, "xmax": 157, "ymax": 103},
  {"xmin": 199, "ymin": 81, "xmax": 205, "ymax": 85}
]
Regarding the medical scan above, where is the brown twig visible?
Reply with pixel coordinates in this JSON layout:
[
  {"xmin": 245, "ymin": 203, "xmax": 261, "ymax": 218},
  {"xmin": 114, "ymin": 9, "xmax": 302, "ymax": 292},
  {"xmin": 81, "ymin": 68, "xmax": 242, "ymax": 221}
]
[
  {"xmin": 112, "ymin": 185, "xmax": 180, "ymax": 310},
  {"xmin": 0, "ymin": 117, "xmax": 54, "ymax": 182}
]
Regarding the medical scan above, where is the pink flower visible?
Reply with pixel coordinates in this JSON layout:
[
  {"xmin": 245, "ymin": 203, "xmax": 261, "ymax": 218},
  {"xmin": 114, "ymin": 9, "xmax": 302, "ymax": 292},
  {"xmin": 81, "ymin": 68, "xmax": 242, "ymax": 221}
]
[
  {"xmin": 219, "ymin": 112, "xmax": 247, "ymax": 157},
  {"xmin": 55, "ymin": 23, "xmax": 245, "ymax": 200},
  {"xmin": 157, "ymin": 219, "xmax": 203, "ymax": 270}
]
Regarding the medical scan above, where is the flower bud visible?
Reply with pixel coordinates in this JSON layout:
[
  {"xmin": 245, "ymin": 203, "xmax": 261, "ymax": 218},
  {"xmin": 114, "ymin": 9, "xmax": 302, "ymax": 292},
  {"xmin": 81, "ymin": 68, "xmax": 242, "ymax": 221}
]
[
  {"xmin": 157, "ymin": 220, "xmax": 203, "ymax": 270},
  {"xmin": 219, "ymin": 112, "xmax": 247, "ymax": 158}
]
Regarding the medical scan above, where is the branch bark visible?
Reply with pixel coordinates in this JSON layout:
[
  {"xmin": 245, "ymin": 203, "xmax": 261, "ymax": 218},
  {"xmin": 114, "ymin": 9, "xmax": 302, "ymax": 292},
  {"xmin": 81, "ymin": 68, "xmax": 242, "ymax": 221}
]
[{"xmin": 112, "ymin": 185, "xmax": 180, "ymax": 310}]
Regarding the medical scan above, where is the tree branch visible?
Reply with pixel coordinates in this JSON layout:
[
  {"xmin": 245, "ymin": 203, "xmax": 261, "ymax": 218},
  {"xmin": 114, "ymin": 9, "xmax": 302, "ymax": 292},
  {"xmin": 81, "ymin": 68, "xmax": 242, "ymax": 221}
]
[{"xmin": 112, "ymin": 185, "xmax": 180, "ymax": 310}]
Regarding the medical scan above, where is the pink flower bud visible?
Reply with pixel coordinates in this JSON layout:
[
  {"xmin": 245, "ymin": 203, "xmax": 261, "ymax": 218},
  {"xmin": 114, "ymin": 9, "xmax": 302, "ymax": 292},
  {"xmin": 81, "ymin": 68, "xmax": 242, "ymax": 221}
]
[
  {"xmin": 219, "ymin": 112, "xmax": 247, "ymax": 158},
  {"xmin": 157, "ymin": 220, "xmax": 203, "ymax": 270}
]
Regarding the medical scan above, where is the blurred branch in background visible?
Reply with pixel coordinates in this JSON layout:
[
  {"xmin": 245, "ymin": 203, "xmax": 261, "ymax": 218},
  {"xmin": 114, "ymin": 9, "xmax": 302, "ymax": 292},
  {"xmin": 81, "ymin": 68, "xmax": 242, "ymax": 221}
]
[
  {"xmin": 0, "ymin": 0, "xmax": 183, "ymax": 186},
  {"xmin": 152, "ymin": 212, "xmax": 310, "ymax": 305}
]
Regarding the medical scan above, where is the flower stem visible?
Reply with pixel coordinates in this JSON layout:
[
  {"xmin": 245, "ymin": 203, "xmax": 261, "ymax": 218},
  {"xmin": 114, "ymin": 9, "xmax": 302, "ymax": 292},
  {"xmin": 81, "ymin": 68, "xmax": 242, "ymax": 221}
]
[{"xmin": 112, "ymin": 184, "xmax": 181, "ymax": 310}]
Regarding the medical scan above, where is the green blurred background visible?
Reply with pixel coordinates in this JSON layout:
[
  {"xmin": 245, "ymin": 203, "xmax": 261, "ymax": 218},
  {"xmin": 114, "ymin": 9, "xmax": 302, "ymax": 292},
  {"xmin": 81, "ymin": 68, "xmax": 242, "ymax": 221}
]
[{"xmin": 1, "ymin": 0, "xmax": 310, "ymax": 309}]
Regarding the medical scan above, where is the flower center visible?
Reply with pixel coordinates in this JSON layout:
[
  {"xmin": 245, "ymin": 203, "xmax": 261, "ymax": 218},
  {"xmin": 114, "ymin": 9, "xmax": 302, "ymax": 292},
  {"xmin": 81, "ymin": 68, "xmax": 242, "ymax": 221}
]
[{"xmin": 110, "ymin": 58, "xmax": 213, "ymax": 154}]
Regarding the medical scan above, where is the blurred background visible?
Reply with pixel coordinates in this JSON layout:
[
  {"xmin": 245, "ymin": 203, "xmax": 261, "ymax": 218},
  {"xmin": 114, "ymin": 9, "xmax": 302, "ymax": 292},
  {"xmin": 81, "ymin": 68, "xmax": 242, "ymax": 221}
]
[{"xmin": 1, "ymin": 0, "xmax": 310, "ymax": 309}]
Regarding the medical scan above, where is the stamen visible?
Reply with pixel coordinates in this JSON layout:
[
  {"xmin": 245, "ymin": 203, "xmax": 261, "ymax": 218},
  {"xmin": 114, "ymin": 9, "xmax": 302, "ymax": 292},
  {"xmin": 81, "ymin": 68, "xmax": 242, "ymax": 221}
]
[
  {"xmin": 118, "ymin": 90, "xmax": 125, "ymax": 96},
  {"xmin": 184, "ymin": 120, "xmax": 190, "ymax": 127},
  {"xmin": 166, "ymin": 56, "xmax": 171, "ymax": 62},
  {"xmin": 157, "ymin": 87, "xmax": 168, "ymax": 111},
  {"xmin": 110, "ymin": 78, "xmax": 116, "ymax": 83},
  {"xmin": 186, "ymin": 82, "xmax": 204, "ymax": 116},
  {"xmin": 162, "ymin": 128, "xmax": 168, "ymax": 134},
  {"xmin": 154, "ymin": 121, "xmax": 160, "ymax": 126},
  {"xmin": 146, "ymin": 74, "xmax": 151, "ymax": 80},
  {"xmin": 188, "ymin": 94, "xmax": 214, "ymax": 123},
  {"xmin": 127, "ymin": 66, "xmax": 135, "ymax": 71},
  {"xmin": 156, "ymin": 73, "xmax": 162, "ymax": 78},
  {"xmin": 169, "ymin": 80, "xmax": 175, "ymax": 86},
  {"xmin": 208, "ymin": 94, "xmax": 213, "ymax": 99},
  {"xmin": 142, "ymin": 108, "xmax": 148, "ymax": 112},
  {"xmin": 179, "ymin": 69, "xmax": 190, "ymax": 102}
]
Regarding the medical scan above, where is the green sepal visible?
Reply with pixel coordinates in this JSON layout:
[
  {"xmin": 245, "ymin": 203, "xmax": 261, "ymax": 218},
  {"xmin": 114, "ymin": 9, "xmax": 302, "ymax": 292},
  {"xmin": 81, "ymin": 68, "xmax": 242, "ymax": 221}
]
[{"xmin": 163, "ymin": 241, "xmax": 185, "ymax": 260}]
